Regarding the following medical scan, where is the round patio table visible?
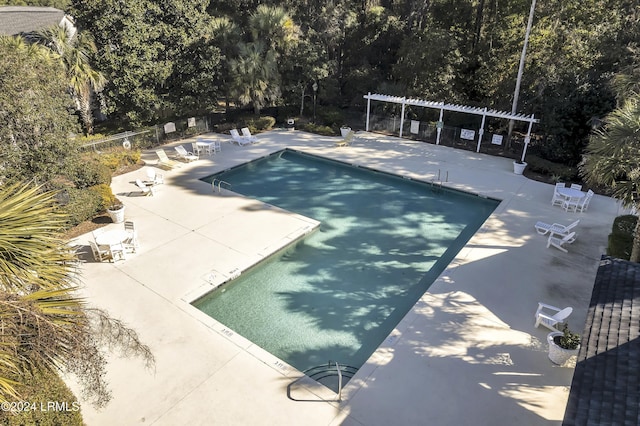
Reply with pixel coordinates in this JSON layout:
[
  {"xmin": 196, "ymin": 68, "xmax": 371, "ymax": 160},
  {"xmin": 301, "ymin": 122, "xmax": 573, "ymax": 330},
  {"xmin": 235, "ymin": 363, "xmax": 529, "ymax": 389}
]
[
  {"xmin": 95, "ymin": 230, "xmax": 130, "ymax": 246},
  {"xmin": 557, "ymin": 187, "xmax": 585, "ymax": 199}
]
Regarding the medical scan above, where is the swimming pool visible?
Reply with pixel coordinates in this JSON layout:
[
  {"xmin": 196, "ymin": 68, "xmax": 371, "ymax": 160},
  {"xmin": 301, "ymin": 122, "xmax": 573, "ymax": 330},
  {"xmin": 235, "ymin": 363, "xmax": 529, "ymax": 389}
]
[{"xmin": 194, "ymin": 150, "xmax": 498, "ymax": 384}]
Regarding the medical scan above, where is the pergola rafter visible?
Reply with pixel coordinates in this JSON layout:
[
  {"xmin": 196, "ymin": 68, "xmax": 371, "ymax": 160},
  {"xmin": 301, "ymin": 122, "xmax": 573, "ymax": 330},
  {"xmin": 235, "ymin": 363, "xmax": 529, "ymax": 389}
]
[{"xmin": 364, "ymin": 93, "xmax": 540, "ymax": 161}]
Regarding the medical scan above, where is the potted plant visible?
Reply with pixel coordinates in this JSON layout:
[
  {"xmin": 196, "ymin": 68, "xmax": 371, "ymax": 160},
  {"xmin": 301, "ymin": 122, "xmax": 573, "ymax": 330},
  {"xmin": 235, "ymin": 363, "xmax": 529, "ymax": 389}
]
[
  {"xmin": 101, "ymin": 186, "xmax": 125, "ymax": 224},
  {"xmin": 513, "ymin": 159, "xmax": 527, "ymax": 175},
  {"xmin": 340, "ymin": 125, "xmax": 352, "ymax": 138},
  {"xmin": 547, "ymin": 324, "xmax": 581, "ymax": 365}
]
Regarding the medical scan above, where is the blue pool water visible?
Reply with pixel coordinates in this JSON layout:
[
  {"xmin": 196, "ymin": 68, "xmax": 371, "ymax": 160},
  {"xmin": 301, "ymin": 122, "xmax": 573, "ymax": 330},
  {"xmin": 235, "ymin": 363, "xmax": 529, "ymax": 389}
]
[{"xmin": 195, "ymin": 150, "xmax": 498, "ymax": 377}]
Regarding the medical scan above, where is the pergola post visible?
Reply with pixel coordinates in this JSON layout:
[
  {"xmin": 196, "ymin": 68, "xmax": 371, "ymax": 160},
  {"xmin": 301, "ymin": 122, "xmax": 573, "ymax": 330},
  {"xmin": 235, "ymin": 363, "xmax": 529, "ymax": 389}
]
[
  {"xmin": 521, "ymin": 115, "xmax": 535, "ymax": 162},
  {"xmin": 476, "ymin": 108, "xmax": 487, "ymax": 152},
  {"xmin": 399, "ymin": 98, "xmax": 406, "ymax": 137},
  {"xmin": 436, "ymin": 108, "xmax": 444, "ymax": 145},
  {"xmin": 365, "ymin": 92, "xmax": 371, "ymax": 132}
]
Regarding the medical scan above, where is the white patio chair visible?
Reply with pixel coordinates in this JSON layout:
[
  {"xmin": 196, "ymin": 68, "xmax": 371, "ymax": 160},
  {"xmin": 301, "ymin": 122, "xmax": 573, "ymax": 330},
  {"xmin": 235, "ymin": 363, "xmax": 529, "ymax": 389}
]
[
  {"xmin": 570, "ymin": 183, "xmax": 582, "ymax": 190},
  {"xmin": 123, "ymin": 221, "xmax": 139, "ymax": 253},
  {"xmin": 135, "ymin": 179, "xmax": 155, "ymax": 196},
  {"xmin": 146, "ymin": 168, "xmax": 163, "ymax": 185},
  {"xmin": 547, "ymin": 231, "xmax": 576, "ymax": 253},
  {"xmin": 89, "ymin": 240, "xmax": 110, "ymax": 262},
  {"xmin": 191, "ymin": 142, "xmax": 203, "ymax": 156},
  {"xmin": 241, "ymin": 127, "xmax": 258, "ymax": 143},
  {"xmin": 174, "ymin": 145, "xmax": 199, "ymax": 162},
  {"xmin": 577, "ymin": 189, "xmax": 594, "ymax": 212},
  {"xmin": 551, "ymin": 183, "xmax": 566, "ymax": 206},
  {"xmin": 108, "ymin": 242, "xmax": 126, "ymax": 262},
  {"xmin": 534, "ymin": 302, "xmax": 573, "ymax": 332},
  {"xmin": 534, "ymin": 219, "xmax": 580, "ymax": 237},
  {"xmin": 562, "ymin": 196, "xmax": 581, "ymax": 212}
]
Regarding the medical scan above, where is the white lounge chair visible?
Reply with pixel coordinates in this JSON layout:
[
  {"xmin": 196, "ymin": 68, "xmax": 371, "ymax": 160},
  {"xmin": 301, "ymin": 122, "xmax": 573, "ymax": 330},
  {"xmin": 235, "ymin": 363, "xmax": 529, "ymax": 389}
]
[
  {"xmin": 155, "ymin": 149, "xmax": 181, "ymax": 169},
  {"xmin": 551, "ymin": 183, "xmax": 566, "ymax": 206},
  {"xmin": 534, "ymin": 302, "xmax": 573, "ymax": 332},
  {"xmin": 335, "ymin": 130, "xmax": 355, "ymax": 147},
  {"xmin": 230, "ymin": 129, "xmax": 251, "ymax": 146},
  {"xmin": 241, "ymin": 127, "xmax": 258, "ymax": 143},
  {"xmin": 547, "ymin": 231, "xmax": 576, "ymax": 253},
  {"xmin": 135, "ymin": 179, "xmax": 155, "ymax": 196},
  {"xmin": 174, "ymin": 145, "xmax": 199, "ymax": 162},
  {"xmin": 535, "ymin": 219, "xmax": 580, "ymax": 237}
]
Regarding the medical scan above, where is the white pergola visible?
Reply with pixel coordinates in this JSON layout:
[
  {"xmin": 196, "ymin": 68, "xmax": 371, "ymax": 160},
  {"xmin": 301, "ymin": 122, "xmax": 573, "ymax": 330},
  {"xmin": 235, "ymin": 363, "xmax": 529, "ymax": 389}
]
[{"xmin": 363, "ymin": 93, "xmax": 540, "ymax": 161}]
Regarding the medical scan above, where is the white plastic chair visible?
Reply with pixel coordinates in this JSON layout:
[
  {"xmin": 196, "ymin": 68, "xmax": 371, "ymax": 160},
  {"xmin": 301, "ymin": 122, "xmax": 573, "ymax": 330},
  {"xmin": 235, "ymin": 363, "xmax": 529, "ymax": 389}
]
[
  {"xmin": 108, "ymin": 243, "xmax": 126, "ymax": 262},
  {"xmin": 570, "ymin": 183, "xmax": 582, "ymax": 190},
  {"xmin": 551, "ymin": 183, "xmax": 566, "ymax": 206},
  {"xmin": 89, "ymin": 240, "xmax": 110, "ymax": 262},
  {"xmin": 577, "ymin": 189, "xmax": 594, "ymax": 212},
  {"xmin": 146, "ymin": 168, "xmax": 163, "ymax": 185},
  {"xmin": 155, "ymin": 149, "xmax": 181, "ymax": 169},
  {"xmin": 174, "ymin": 145, "xmax": 198, "ymax": 162},
  {"xmin": 123, "ymin": 221, "xmax": 139, "ymax": 253},
  {"xmin": 534, "ymin": 302, "xmax": 573, "ymax": 332},
  {"xmin": 230, "ymin": 129, "xmax": 251, "ymax": 146},
  {"xmin": 135, "ymin": 179, "xmax": 155, "ymax": 196},
  {"xmin": 562, "ymin": 196, "xmax": 581, "ymax": 212},
  {"xmin": 534, "ymin": 220, "xmax": 579, "ymax": 237},
  {"xmin": 241, "ymin": 127, "xmax": 258, "ymax": 143},
  {"xmin": 191, "ymin": 142, "xmax": 203, "ymax": 156},
  {"xmin": 547, "ymin": 231, "xmax": 576, "ymax": 253}
]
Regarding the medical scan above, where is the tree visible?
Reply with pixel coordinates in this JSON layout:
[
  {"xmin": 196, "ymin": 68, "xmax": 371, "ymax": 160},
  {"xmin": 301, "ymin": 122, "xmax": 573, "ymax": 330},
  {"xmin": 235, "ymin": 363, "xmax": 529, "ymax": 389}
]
[
  {"xmin": 0, "ymin": 36, "xmax": 80, "ymax": 185},
  {"xmin": 32, "ymin": 26, "xmax": 106, "ymax": 135},
  {"xmin": 229, "ymin": 5, "xmax": 299, "ymax": 114},
  {"xmin": 0, "ymin": 182, "xmax": 154, "ymax": 406},
  {"xmin": 580, "ymin": 96, "xmax": 640, "ymax": 261},
  {"xmin": 71, "ymin": 0, "xmax": 221, "ymax": 126}
]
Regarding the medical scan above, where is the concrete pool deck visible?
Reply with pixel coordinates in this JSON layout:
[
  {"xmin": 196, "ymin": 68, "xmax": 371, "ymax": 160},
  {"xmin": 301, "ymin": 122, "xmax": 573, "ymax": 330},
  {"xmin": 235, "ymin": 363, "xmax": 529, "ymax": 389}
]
[{"xmin": 68, "ymin": 130, "xmax": 624, "ymax": 425}]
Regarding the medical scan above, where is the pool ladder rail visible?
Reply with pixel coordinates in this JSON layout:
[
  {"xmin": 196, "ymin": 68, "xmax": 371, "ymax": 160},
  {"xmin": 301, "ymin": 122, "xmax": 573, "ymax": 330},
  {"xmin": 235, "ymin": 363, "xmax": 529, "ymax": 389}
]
[
  {"xmin": 430, "ymin": 169, "xmax": 449, "ymax": 192},
  {"xmin": 211, "ymin": 178, "xmax": 231, "ymax": 193},
  {"xmin": 289, "ymin": 361, "xmax": 358, "ymax": 402}
]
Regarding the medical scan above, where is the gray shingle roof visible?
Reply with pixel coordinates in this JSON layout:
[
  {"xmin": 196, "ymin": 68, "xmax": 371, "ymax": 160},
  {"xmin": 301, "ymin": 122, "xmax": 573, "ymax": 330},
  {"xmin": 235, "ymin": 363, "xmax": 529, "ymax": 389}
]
[
  {"xmin": 0, "ymin": 6, "xmax": 65, "ymax": 36},
  {"xmin": 563, "ymin": 255, "xmax": 640, "ymax": 425}
]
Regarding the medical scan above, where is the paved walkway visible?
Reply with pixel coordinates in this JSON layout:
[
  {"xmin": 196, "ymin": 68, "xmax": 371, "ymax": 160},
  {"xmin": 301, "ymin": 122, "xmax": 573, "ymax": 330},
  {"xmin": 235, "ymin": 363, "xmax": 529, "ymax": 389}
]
[{"xmin": 68, "ymin": 130, "xmax": 624, "ymax": 425}]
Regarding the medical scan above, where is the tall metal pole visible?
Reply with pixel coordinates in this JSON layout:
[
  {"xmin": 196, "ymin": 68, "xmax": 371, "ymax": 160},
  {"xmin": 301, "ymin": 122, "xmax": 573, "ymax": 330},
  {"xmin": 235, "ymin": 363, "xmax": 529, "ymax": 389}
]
[{"xmin": 507, "ymin": 0, "xmax": 537, "ymax": 143}]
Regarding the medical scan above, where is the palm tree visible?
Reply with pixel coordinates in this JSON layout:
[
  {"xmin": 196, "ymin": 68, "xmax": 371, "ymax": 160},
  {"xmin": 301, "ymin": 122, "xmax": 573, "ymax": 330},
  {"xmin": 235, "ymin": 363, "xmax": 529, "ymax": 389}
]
[
  {"xmin": 33, "ymin": 26, "xmax": 106, "ymax": 135},
  {"xmin": 0, "ymin": 182, "xmax": 153, "ymax": 406},
  {"xmin": 229, "ymin": 6, "xmax": 298, "ymax": 114},
  {"xmin": 230, "ymin": 41, "xmax": 279, "ymax": 115},
  {"xmin": 580, "ymin": 95, "xmax": 640, "ymax": 261}
]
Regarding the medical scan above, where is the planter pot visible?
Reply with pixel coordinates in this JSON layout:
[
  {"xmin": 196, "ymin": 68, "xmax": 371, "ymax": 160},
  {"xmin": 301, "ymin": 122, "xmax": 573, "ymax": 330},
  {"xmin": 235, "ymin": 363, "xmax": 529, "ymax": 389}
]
[
  {"xmin": 547, "ymin": 332, "xmax": 580, "ymax": 365},
  {"xmin": 340, "ymin": 127, "xmax": 352, "ymax": 138},
  {"xmin": 513, "ymin": 161, "xmax": 527, "ymax": 175},
  {"xmin": 106, "ymin": 205, "xmax": 125, "ymax": 224}
]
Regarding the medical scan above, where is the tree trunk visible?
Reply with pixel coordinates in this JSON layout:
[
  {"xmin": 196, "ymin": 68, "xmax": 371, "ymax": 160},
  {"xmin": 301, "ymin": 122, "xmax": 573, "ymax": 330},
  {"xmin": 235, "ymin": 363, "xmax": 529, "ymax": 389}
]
[
  {"xmin": 631, "ymin": 215, "xmax": 640, "ymax": 262},
  {"xmin": 300, "ymin": 84, "xmax": 306, "ymax": 116}
]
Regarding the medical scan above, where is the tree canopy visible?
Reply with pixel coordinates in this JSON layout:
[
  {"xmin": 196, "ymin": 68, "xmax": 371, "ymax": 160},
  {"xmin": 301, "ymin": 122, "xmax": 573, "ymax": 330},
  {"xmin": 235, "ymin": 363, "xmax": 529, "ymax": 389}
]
[{"xmin": 57, "ymin": 0, "xmax": 640, "ymax": 162}]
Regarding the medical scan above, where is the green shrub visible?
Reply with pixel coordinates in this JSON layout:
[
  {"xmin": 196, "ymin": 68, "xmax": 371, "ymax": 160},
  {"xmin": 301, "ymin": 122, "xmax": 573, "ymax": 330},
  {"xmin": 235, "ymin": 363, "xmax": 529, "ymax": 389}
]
[
  {"xmin": 317, "ymin": 107, "xmax": 345, "ymax": 127},
  {"xmin": 249, "ymin": 116, "xmax": 276, "ymax": 131},
  {"xmin": 61, "ymin": 187, "xmax": 103, "ymax": 226},
  {"xmin": 0, "ymin": 369, "xmax": 83, "ymax": 426},
  {"xmin": 607, "ymin": 215, "xmax": 638, "ymax": 260},
  {"xmin": 100, "ymin": 148, "xmax": 141, "ymax": 172},
  {"xmin": 90, "ymin": 184, "xmax": 119, "ymax": 210},
  {"xmin": 67, "ymin": 156, "xmax": 112, "ymax": 189},
  {"xmin": 525, "ymin": 154, "xmax": 579, "ymax": 181},
  {"xmin": 298, "ymin": 123, "xmax": 337, "ymax": 136}
]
